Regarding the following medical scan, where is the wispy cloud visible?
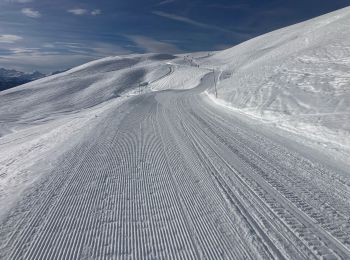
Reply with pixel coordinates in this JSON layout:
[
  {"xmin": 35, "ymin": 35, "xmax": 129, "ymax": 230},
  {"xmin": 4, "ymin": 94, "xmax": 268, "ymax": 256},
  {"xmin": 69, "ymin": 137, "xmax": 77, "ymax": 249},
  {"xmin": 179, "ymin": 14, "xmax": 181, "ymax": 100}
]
[
  {"xmin": 21, "ymin": 8, "xmax": 41, "ymax": 18},
  {"xmin": 68, "ymin": 8, "xmax": 88, "ymax": 15},
  {"xmin": 68, "ymin": 8, "xmax": 102, "ymax": 16},
  {"xmin": 91, "ymin": 9, "xmax": 101, "ymax": 16},
  {"xmin": 0, "ymin": 52, "xmax": 91, "ymax": 73},
  {"xmin": 157, "ymin": 0, "xmax": 175, "ymax": 6},
  {"xmin": 208, "ymin": 3, "xmax": 249, "ymax": 10},
  {"xmin": 8, "ymin": 47, "xmax": 41, "ymax": 54},
  {"xmin": 0, "ymin": 34, "xmax": 23, "ymax": 43},
  {"xmin": 152, "ymin": 11, "xmax": 248, "ymax": 39},
  {"xmin": 0, "ymin": 41, "xmax": 130, "ymax": 73},
  {"xmin": 42, "ymin": 43, "xmax": 55, "ymax": 48},
  {"xmin": 127, "ymin": 35, "xmax": 181, "ymax": 54},
  {"xmin": 6, "ymin": 0, "xmax": 33, "ymax": 3},
  {"xmin": 153, "ymin": 11, "xmax": 204, "ymax": 28}
]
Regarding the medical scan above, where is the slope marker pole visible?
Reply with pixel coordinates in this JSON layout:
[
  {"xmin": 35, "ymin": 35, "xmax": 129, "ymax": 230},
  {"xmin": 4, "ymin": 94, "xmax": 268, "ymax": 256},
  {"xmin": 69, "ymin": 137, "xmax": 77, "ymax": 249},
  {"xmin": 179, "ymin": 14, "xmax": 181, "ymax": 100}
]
[{"xmin": 212, "ymin": 69, "xmax": 217, "ymax": 98}]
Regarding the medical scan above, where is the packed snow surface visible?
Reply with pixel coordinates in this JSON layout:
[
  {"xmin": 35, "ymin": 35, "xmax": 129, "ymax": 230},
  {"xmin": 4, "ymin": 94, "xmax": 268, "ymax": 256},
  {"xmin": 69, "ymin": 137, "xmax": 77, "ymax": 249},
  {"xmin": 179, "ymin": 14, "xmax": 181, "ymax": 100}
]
[{"xmin": 1, "ymin": 6, "xmax": 350, "ymax": 260}]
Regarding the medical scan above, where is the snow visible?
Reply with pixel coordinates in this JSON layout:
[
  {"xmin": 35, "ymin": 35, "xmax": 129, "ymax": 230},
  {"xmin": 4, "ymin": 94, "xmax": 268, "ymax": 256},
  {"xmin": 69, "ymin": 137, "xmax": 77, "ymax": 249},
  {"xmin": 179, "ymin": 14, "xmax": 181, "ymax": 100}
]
[
  {"xmin": 1, "ymin": 6, "xmax": 350, "ymax": 260},
  {"xmin": 201, "ymin": 6, "xmax": 350, "ymax": 155}
]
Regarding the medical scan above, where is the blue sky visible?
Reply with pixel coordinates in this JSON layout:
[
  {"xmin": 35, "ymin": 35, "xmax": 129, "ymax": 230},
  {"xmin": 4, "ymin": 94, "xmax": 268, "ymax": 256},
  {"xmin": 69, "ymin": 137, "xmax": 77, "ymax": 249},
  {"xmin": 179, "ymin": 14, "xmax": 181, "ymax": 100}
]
[{"xmin": 0, "ymin": 0, "xmax": 349, "ymax": 72}]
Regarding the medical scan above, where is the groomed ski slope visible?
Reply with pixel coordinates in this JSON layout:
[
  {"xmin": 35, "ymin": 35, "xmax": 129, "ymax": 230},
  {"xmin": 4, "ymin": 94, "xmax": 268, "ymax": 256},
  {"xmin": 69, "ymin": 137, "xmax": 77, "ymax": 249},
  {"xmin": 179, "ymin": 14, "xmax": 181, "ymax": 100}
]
[{"xmin": 0, "ymin": 6, "xmax": 350, "ymax": 260}]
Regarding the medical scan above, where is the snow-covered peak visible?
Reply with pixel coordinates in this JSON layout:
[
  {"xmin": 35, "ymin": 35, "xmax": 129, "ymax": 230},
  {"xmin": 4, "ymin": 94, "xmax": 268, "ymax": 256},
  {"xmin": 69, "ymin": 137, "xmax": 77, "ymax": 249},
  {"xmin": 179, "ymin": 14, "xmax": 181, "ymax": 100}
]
[
  {"xmin": 0, "ymin": 68, "xmax": 45, "ymax": 92},
  {"xmin": 0, "ymin": 68, "xmax": 45, "ymax": 79}
]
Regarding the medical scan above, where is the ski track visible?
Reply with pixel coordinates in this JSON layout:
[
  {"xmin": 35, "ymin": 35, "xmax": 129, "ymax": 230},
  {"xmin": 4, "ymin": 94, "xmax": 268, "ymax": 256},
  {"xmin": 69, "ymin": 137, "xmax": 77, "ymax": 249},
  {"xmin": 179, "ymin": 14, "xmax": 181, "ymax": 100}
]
[{"xmin": 1, "ymin": 72, "xmax": 350, "ymax": 259}]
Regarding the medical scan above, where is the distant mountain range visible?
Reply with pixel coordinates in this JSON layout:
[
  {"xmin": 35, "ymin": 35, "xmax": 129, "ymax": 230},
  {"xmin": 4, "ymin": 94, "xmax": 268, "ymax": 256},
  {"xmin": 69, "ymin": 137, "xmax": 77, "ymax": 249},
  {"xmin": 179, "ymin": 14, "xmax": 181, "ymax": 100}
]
[{"xmin": 0, "ymin": 68, "xmax": 46, "ymax": 92}]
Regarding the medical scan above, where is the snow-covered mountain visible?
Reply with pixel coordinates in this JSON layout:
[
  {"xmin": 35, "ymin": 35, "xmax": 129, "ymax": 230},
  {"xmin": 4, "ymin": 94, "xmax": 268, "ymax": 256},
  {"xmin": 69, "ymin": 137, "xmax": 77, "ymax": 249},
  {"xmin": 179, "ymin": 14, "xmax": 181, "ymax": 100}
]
[
  {"xmin": 1, "ymin": 6, "xmax": 350, "ymax": 260},
  {"xmin": 0, "ymin": 68, "xmax": 45, "ymax": 91}
]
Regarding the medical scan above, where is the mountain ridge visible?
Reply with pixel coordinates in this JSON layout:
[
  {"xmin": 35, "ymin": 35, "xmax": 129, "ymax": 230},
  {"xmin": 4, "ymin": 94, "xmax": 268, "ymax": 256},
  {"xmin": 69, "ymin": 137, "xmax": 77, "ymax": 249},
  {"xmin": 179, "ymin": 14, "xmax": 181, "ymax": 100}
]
[{"xmin": 0, "ymin": 68, "xmax": 45, "ymax": 92}]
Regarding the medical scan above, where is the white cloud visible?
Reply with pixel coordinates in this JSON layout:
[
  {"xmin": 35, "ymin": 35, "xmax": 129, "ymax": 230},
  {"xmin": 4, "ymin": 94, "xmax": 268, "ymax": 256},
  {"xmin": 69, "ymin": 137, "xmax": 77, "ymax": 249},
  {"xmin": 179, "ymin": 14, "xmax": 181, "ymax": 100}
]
[
  {"xmin": 91, "ymin": 9, "xmax": 101, "ymax": 16},
  {"xmin": 68, "ymin": 8, "xmax": 101, "ymax": 16},
  {"xmin": 127, "ymin": 35, "xmax": 180, "ymax": 54},
  {"xmin": 68, "ymin": 9, "xmax": 88, "ymax": 15},
  {"xmin": 21, "ymin": 8, "xmax": 41, "ymax": 18},
  {"xmin": 0, "ymin": 34, "xmax": 23, "ymax": 43}
]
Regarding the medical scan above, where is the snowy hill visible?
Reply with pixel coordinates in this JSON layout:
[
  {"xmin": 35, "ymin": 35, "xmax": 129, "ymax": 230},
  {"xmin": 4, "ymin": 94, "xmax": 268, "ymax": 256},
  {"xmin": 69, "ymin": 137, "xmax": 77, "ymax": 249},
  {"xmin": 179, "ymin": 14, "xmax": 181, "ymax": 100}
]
[
  {"xmin": 0, "ymin": 54, "xmax": 208, "ymax": 123},
  {"xmin": 203, "ymin": 6, "xmax": 350, "ymax": 150},
  {"xmin": 1, "ymin": 7, "xmax": 350, "ymax": 260}
]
